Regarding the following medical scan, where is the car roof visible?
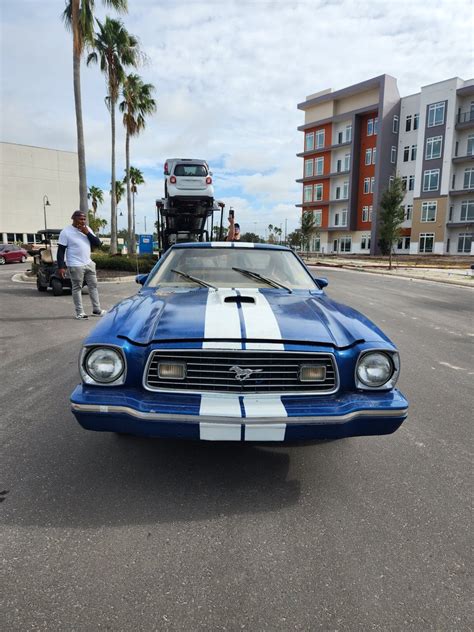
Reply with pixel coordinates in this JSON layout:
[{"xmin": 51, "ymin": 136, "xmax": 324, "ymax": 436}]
[
  {"xmin": 165, "ymin": 158, "xmax": 208, "ymax": 165},
  {"xmin": 171, "ymin": 242, "xmax": 292, "ymax": 252}
]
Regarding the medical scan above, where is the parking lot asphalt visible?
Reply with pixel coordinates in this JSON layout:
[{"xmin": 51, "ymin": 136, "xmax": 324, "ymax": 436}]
[{"xmin": 1, "ymin": 262, "xmax": 472, "ymax": 631}]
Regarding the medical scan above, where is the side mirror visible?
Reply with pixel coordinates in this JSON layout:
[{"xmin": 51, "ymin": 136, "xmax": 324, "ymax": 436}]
[
  {"xmin": 314, "ymin": 276, "xmax": 328, "ymax": 289},
  {"xmin": 136, "ymin": 274, "xmax": 148, "ymax": 286}
]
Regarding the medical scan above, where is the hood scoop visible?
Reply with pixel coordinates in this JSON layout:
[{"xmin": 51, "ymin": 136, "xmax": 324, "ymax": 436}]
[{"xmin": 224, "ymin": 295, "xmax": 256, "ymax": 304}]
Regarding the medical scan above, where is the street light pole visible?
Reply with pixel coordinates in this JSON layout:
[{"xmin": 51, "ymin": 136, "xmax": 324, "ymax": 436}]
[{"xmin": 43, "ymin": 195, "xmax": 50, "ymax": 232}]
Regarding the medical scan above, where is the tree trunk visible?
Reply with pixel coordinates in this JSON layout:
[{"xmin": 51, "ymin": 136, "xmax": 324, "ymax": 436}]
[
  {"xmin": 389, "ymin": 248, "xmax": 392, "ymax": 270},
  {"xmin": 125, "ymin": 130, "xmax": 134, "ymax": 254},
  {"xmin": 110, "ymin": 100, "xmax": 117, "ymax": 255},
  {"xmin": 72, "ymin": 0, "xmax": 88, "ymax": 214},
  {"xmin": 132, "ymin": 189, "xmax": 136, "ymax": 252}
]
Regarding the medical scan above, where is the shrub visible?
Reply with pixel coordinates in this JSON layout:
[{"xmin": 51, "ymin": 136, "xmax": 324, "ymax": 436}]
[{"xmin": 92, "ymin": 252, "xmax": 158, "ymax": 273}]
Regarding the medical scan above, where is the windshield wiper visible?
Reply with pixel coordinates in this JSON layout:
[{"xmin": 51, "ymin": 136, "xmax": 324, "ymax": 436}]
[
  {"xmin": 171, "ymin": 269, "xmax": 217, "ymax": 290},
  {"xmin": 232, "ymin": 267, "xmax": 292, "ymax": 293}
]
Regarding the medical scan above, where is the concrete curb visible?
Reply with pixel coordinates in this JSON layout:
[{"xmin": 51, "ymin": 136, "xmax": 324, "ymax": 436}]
[
  {"xmin": 307, "ymin": 264, "xmax": 474, "ymax": 288},
  {"xmin": 12, "ymin": 273, "xmax": 136, "ymax": 284}
]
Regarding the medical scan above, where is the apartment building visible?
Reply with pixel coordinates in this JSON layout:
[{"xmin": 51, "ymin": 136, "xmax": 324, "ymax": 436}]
[{"xmin": 297, "ymin": 75, "xmax": 474, "ymax": 255}]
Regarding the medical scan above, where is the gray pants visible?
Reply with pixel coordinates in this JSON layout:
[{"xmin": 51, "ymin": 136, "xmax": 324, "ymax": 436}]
[{"xmin": 69, "ymin": 262, "xmax": 101, "ymax": 316}]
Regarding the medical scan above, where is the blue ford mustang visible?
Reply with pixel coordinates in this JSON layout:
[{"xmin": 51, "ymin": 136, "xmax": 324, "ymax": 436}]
[{"xmin": 70, "ymin": 243, "xmax": 408, "ymax": 441}]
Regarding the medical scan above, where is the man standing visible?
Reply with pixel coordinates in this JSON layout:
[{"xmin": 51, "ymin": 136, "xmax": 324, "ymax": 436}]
[{"xmin": 57, "ymin": 211, "xmax": 106, "ymax": 320}]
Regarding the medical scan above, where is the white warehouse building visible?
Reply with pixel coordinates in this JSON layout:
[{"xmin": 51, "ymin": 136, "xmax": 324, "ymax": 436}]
[{"xmin": 0, "ymin": 142, "xmax": 80, "ymax": 244}]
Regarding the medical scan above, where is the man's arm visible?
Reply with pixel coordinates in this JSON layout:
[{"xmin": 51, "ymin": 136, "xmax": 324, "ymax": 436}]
[
  {"xmin": 226, "ymin": 217, "xmax": 235, "ymax": 242},
  {"xmin": 86, "ymin": 232, "xmax": 102, "ymax": 249},
  {"xmin": 57, "ymin": 244, "xmax": 66, "ymax": 271}
]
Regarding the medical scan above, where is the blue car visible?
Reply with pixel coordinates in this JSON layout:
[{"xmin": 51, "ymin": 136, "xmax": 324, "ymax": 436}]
[{"xmin": 70, "ymin": 243, "xmax": 408, "ymax": 442}]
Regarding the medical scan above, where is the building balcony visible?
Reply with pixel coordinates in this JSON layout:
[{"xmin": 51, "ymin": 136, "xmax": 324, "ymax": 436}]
[
  {"xmin": 455, "ymin": 110, "xmax": 474, "ymax": 129},
  {"xmin": 296, "ymin": 200, "xmax": 329, "ymax": 208},
  {"xmin": 446, "ymin": 219, "xmax": 474, "ymax": 228},
  {"xmin": 296, "ymin": 169, "xmax": 350, "ymax": 184},
  {"xmin": 329, "ymin": 196, "xmax": 349, "ymax": 204},
  {"xmin": 296, "ymin": 140, "xmax": 351, "ymax": 158},
  {"xmin": 449, "ymin": 187, "xmax": 474, "ymax": 196},
  {"xmin": 327, "ymin": 224, "xmax": 349, "ymax": 231},
  {"xmin": 452, "ymin": 154, "xmax": 474, "ymax": 164}
]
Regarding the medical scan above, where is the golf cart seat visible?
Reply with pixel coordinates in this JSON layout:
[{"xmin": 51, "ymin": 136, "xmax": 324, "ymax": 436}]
[{"xmin": 40, "ymin": 249, "xmax": 54, "ymax": 264}]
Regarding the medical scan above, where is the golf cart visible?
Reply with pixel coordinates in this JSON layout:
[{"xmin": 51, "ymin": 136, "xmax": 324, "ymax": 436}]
[{"xmin": 34, "ymin": 229, "xmax": 83, "ymax": 296}]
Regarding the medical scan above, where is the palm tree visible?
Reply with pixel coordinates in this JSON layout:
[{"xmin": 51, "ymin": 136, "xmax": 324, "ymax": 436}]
[
  {"xmin": 120, "ymin": 74, "xmax": 156, "ymax": 253},
  {"xmin": 87, "ymin": 185, "xmax": 104, "ymax": 216},
  {"xmin": 87, "ymin": 17, "xmax": 141, "ymax": 254},
  {"xmin": 124, "ymin": 166, "xmax": 145, "ymax": 249},
  {"xmin": 62, "ymin": 0, "xmax": 127, "ymax": 216},
  {"xmin": 112, "ymin": 179, "xmax": 125, "ymax": 205}
]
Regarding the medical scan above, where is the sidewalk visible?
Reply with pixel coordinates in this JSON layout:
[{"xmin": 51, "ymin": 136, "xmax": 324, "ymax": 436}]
[{"xmin": 304, "ymin": 256, "xmax": 474, "ymax": 288}]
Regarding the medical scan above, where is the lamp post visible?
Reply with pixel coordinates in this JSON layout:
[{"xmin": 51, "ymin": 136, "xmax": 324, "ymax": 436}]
[{"xmin": 43, "ymin": 195, "xmax": 50, "ymax": 231}]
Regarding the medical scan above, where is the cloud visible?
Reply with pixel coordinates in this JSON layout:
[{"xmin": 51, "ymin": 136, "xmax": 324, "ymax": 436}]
[{"xmin": 1, "ymin": 0, "xmax": 473, "ymax": 236}]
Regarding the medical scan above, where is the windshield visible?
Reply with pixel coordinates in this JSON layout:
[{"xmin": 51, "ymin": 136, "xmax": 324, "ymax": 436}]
[
  {"xmin": 147, "ymin": 248, "xmax": 317, "ymax": 290},
  {"xmin": 174, "ymin": 164, "xmax": 208, "ymax": 177}
]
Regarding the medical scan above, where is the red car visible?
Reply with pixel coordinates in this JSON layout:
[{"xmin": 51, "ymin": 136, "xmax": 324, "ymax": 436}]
[{"xmin": 0, "ymin": 244, "xmax": 28, "ymax": 264}]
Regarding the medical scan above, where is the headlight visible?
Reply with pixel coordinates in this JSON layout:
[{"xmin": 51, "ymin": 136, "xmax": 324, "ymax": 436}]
[
  {"xmin": 82, "ymin": 347, "xmax": 125, "ymax": 384},
  {"xmin": 356, "ymin": 351, "xmax": 398, "ymax": 389}
]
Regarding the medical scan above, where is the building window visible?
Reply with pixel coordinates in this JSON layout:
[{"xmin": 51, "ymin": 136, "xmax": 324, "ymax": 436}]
[
  {"xmin": 365, "ymin": 148, "xmax": 372, "ymax": 165},
  {"xmin": 315, "ymin": 129, "xmax": 325, "ymax": 149},
  {"xmin": 421, "ymin": 201, "xmax": 437, "ymax": 222},
  {"xmin": 391, "ymin": 146, "xmax": 397, "ymax": 163},
  {"xmin": 364, "ymin": 178, "xmax": 370, "ymax": 194},
  {"xmin": 467, "ymin": 134, "xmax": 474, "ymax": 156},
  {"xmin": 392, "ymin": 115, "xmax": 399, "ymax": 133},
  {"xmin": 369, "ymin": 205, "xmax": 373, "ymax": 221},
  {"xmin": 344, "ymin": 153, "xmax": 351, "ymax": 171},
  {"xmin": 414, "ymin": 113, "xmax": 419, "ymax": 130},
  {"xmin": 457, "ymin": 233, "xmax": 473, "ymax": 253},
  {"xmin": 314, "ymin": 184, "xmax": 323, "ymax": 201},
  {"xmin": 343, "ymin": 181, "xmax": 349, "ymax": 199},
  {"xmin": 362, "ymin": 206, "xmax": 369, "ymax": 222},
  {"xmin": 409, "ymin": 175, "xmax": 415, "ymax": 191},
  {"xmin": 305, "ymin": 132, "xmax": 314, "ymax": 151},
  {"xmin": 419, "ymin": 233, "xmax": 434, "ymax": 253},
  {"xmin": 315, "ymin": 157, "xmax": 324, "ymax": 176},
  {"xmin": 314, "ymin": 210, "xmax": 322, "ymax": 226},
  {"xmin": 341, "ymin": 209, "xmax": 348, "ymax": 226},
  {"xmin": 345, "ymin": 124, "xmax": 352, "ymax": 142},
  {"xmin": 338, "ymin": 131, "xmax": 343, "ymax": 144},
  {"xmin": 405, "ymin": 204, "xmax": 413, "ymax": 220},
  {"xmin": 423, "ymin": 169, "xmax": 440, "ymax": 192},
  {"xmin": 389, "ymin": 176, "xmax": 394, "ymax": 189},
  {"xmin": 372, "ymin": 148, "xmax": 376, "ymax": 164},
  {"xmin": 460, "ymin": 200, "xmax": 474, "ymax": 221},
  {"xmin": 305, "ymin": 159, "xmax": 313, "ymax": 177},
  {"xmin": 411, "ymin": 145, "xmax": 417, "ymax": 161},
  {"xmin": 370, "ymin": 177, "xmax": 375, "ymax": 193},
  {"xmin": 367, "ymin": 119, "xmax": 374, "ymax": 136},
  {"xmin": 361, "ymin": 235, "xmax": 371, "ymax": 250},
  {"xmin": 304, "ymin": 185, "xmax": 312, "ymax": 202},
  {"xmin": 426, "ymin": 136, "xmax": 442, "ymax": 160},
  {"xmin": 374, "ymin": 117, "xmax": 379, "ymax": 135},
  {"xmin": 401, "ymin": 176, "xmax": 407, "ymax": 191},
  {"xmin": 403, "ymin": 146, "xmax": 410, "ymax": 162},
  {"xmin": 464, "ymin": 168, "xmax": 474, "ymax": 189},
  {"xmin": 340, "ymin": 237, "xmax": 352, "ymax": 252},
  {"xmin": 334, "ymin": 212, "xmax": 339, "ymax": 226},
  {"xmin": 405, "ymin": 115, "xmax": 412, "ymax": 132},
  {"xmin": 26, "ymin": 233, "xmax": 35, "ymax": 243},
  {"xmin": 312, "ymin": 236, "xmax": 321, "ymax": 252},
  {"xmin": 428, "ymin": 102, "xmax": 446, "ymax": 127}
]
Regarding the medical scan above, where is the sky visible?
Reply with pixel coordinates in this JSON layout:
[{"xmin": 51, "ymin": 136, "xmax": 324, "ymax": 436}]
[{"xmin": 1, "ymin": 0, "xmax": 473, "ymax": 238}]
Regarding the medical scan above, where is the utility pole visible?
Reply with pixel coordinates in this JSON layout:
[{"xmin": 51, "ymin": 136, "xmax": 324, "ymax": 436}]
[{"xmin": 285, "ymin": 218, "xmax": 288, "ymax": 244}]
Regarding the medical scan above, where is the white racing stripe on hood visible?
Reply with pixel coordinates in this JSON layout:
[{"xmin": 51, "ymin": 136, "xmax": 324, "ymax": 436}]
[
  {"xmin": 203, "ymin": 289, "xmax": 242, "ymax": 350},
  {"xmin": 238, "ymin": 289, "xmax": 285, "ymax": 350}
]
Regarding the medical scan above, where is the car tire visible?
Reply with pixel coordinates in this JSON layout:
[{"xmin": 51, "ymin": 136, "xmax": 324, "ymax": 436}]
[
  {"xmin": 51, "ymin": 278, "xmax": 63, "ymax": 296},
  {"xmin": 36, "ymin": 278, "xmax": 47, "ymax": 292},
  {"xmin": 0, "ymin": 256, "xmax": 5, "ymax": 265}
]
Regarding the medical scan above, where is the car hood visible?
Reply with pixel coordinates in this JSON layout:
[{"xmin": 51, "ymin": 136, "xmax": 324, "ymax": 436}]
[{"xmin": 88, "ymin": 288, "xmax": 392, "ymax": 349}]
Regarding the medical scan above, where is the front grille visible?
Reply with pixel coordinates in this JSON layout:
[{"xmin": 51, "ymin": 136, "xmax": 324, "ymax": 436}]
[{"xmin": 144, "ymin": 350, "xmax": 338, "ymax": 394}]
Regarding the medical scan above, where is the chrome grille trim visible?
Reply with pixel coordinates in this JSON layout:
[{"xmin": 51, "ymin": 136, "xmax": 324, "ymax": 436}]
[{"xmin": 143, "ymin": 350, "xmax": 339, "ymax": 395}]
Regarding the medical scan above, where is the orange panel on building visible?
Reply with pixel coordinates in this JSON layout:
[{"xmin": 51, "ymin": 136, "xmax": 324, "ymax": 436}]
[
  {"xmin": 304, "ymin": 122, "xmax": 333, "ymax": 152},
  {"xmin": 356, "ymin": 111, "xmax": 378, "ymax": 231}
]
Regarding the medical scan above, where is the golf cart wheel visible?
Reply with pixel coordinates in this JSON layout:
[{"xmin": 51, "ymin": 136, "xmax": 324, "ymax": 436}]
[
  {"xmin": 0, "ymin": 256, "xmax": 5, "ymax": 265},
  {"xmin": 36, "ymin": 277, "xmax": 47, "ymax": 292},
  {"xmin": 51, "ymin": 278, "xmax": 63, "ymax": 296}
]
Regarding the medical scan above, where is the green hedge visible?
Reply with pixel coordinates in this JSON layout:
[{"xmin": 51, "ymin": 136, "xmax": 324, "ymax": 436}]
[{"xmin": 92, "ymin": 252, "xmax": 158, "ymax": 273}]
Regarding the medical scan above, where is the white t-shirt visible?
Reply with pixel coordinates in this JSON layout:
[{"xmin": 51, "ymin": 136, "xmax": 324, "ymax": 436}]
[{"xmin": 58, "ymin": 225, "xmax": 96, "ymax": 267}]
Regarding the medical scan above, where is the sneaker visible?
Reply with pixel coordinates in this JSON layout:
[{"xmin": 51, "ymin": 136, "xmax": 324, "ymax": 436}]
[
  {"xmin": 75, "ymin": 313, "xmax": 89, "ymax": 320},
  {"xmin": 92, "ymin": 309, "xmax": 107, "ymax": 317}
]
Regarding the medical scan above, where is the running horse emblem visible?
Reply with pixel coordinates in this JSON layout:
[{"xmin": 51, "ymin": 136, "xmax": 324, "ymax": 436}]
[{"xmin": 229, "ymin": 365, "xmax": 264, "ymax": 381}]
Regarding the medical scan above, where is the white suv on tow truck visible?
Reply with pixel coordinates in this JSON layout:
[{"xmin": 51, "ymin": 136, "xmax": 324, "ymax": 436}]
[{"xmin": 164, "ymin": 158, "xmax": 214, "ymax": 208}]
